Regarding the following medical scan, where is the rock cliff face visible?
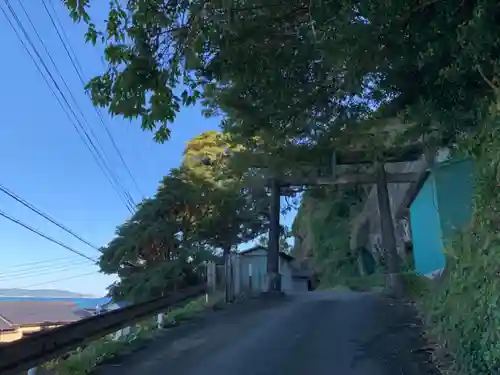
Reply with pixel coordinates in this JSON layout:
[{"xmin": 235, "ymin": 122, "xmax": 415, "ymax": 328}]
[
  {"xmin": 291, "ymin": 119, "xmax": 433, "ymax": 281},
  {"xmin": 350, "ymin": 157, "xmax": 427, "ymax": 257},
  {"xmin": 291, "ymin": 188, "xmax": 363, "ymax": 285},
  {"xmin": 291, "ymin": 196, "xmax": 315, "ymax": 263}
]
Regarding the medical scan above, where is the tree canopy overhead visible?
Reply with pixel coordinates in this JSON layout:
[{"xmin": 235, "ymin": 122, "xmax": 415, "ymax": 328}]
[{"xmin": 65, "ymin": 0, "xmax": 500, "ymax": 154}]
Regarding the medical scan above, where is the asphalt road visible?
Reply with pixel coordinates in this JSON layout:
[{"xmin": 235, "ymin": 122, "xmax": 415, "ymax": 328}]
[{"xmin": 100, "ymin": 291, "xmax": 437, "ymax": 375}]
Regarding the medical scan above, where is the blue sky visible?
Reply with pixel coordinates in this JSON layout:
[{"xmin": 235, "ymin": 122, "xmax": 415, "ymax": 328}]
[{"xmin": 0, "ymin": 1, "xmax": 296, "ymax": 297}]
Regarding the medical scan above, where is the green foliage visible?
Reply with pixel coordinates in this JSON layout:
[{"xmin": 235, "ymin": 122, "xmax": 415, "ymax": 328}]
[
  {"xmin": 256, "ymin": 225, "xmax": 293, "ymax": 253},
  {"xmin": 101, "ymin": 131, "xmax": 267, "ymax": 302},
  {"xmin": 343, "ymin": 274, "xmax": 386, "ymax": 292},
  {"xmin": 419, "ymin": 114, "xmax": 500, "ymax": 375},
  {"xmin": 64, "ymin": 0, "xmax": 500, "ymax": 153},
  {"xmin": 45, "ymin": 293, "xmax": 223, "ymax": 375},
  {"xmin": 420, "ymin": 227, "xmax": 500, "ymax": 375},
  {"xmin": 292, "ymin": 186, "xmax": 364, "ymax": 286},
  {"xmin": 164, "ymin": 292, "xmax": 224, "ymax": 326}
]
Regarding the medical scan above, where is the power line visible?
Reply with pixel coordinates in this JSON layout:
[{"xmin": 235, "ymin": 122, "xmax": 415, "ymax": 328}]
[
  {"xmin": 0, "ymin": 260, "xmax": 92, "ymax": 280},
  {"xmin": 8, "ymin": 0, "xmax": 137, "ymax": 212},
  {"xmin": 1, "ymin": 0, "xmax": 135, "ymax": 213},
  {"xmin": 2, "ymin": 257, "xmax": 87, "ymax": 273},
  {"xmin": 3, "ymin": 256, "xmax": 78, "ymax": 269},
  {"xmin": 0, "ymin": 183, "xmax": 101, "ymax": 251},
  {"xmin": 1, "ymin": 0, "xmax": 136, "ymax": 214},
  {"xmin": 45, "ymin": 0, "xmax": 86, "ymax": 81},
  {"xmin": 41, "ymin": 0, "xmax": 144, "ymax": 199},
  {"xmin": 0, "ymin": 209, "xmax": 97, "ymax": 263},
  {"xmin": 1, "ymin": 262, "xmax": 92, "ymax": 281},
  {"xmin": 17, "ymin": 271, "xmax": 100, "ymax": 289}
]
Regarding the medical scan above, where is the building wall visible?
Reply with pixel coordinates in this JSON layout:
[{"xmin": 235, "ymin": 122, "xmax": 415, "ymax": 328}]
[
  {"xmin": 279, "ymin": 257, "xmax": 294, "ymax": 292},
  {"xmin": 0, "ymin": 329, "xmax": 22, "ymax": 343},
  {"xmin": 350, "ymin": 148, "xmax": 453, "ymax": 258},
  {"xmin": 0, "ymin": 323, "xmax": 64, "ymax": 343},
  {"xmin": 239, "ymin": 250, "xmax": 268, "ymax": 293},
  {"xmin": 238, "ymin": 251, "xmax": 295, "ymax": 293},
  {"xmin": 434, "ymin": 159, "xmax": 474, "ymax": 238},
  {"xmin": 409, "ymin": 159, "xmax": 474, "ymax": 277},
  {"xmin": 409, "ymin": 174, "xmax": 446, "ymax": 276}
]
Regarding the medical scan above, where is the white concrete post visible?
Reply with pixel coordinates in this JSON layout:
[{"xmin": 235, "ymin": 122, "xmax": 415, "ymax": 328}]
[
  {"xmin": 113, "ymin": 328, "xmax": 124, "ymax": 341},
  {"xmin": 248, "ymin": 263, "xmax": 253, "ymax": 293},
  {"xmin": 27, "ymin": 367, "xmax": 37, "ymax": 375},
  {"xmin": 157, "ymin": 312, "xmax": 165, "ymax": 329},
  {"xmin": 122, "ymin": 326, "xmax": 131, "ymax": 337}
]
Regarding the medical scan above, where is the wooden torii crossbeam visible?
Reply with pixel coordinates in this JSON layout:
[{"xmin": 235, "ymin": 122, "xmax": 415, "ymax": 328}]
[{"xmin": 265, "ymin": 144, "xmax": 425, "ymax": 295}]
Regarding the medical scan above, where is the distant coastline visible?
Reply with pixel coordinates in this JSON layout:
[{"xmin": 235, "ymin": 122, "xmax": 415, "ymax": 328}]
[
  {"xmin": 0, "ymin": 296, "xmax": 111, "ymax": 309},
  {"xmin": 0, "ymin": 289, "xmax": 108, "ymax": 309},
  {"xmin": 0, "ymin": 288, "xmax": 99, "ymax": 298}
]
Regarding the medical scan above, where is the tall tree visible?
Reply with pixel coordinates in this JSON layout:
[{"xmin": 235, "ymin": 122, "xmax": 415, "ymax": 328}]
[
  {"xmin": 182, "ymin": 131, "xmax": 268, "ymax": 300},
  {"xmin": 99, "ymin": 170, "xmax": 211, "ymax": 302},
  {"xmin": 99, "ymin": 131, "xmax": 267, "ymax": 301}
]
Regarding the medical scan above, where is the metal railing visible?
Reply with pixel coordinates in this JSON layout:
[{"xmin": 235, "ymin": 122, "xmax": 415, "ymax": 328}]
[{"xmin": 0, "ymin": 285, "xmax": 206, "ymax": 375}]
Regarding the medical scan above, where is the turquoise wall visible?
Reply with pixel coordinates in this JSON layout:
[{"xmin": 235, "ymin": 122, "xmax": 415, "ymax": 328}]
[
  {"xmin": 410, "ymin": 174, "xmax": 446, "ymax": 276},
  {"xmin": 409, "ymin": 159, "xmax": 474, "ymax": 276},
  {"xmin": 434, "ymin": 159, "xmax": 474, "ymax": 238}
]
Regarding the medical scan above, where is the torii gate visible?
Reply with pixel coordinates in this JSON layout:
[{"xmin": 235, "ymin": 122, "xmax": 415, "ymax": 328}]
[{"xmin": 265, "ymin": 144, "xmax": 426, "ymax": 296}]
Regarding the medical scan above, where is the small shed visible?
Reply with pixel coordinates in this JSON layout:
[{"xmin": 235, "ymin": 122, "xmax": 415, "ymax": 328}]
[
  {"xmin": 289, "ymin": 262, "xmax": 312, "ymax": 292},
  {"xmin": 409, "ymin": 158, "xmax": 474, "ymax": 277},
  {"xmin": 238, "ymin": 246, "xmax": 308, "ymax": 293}
]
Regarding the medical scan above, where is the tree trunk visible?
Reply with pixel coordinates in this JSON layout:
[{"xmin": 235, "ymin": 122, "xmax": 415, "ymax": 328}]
[
  {"xmin": 267, "ymin": 178, "xmax": 281, "ymax": 292},
  {"xmin": 375, "ymin": 163, "xmax": 402, "ymax": 296},
  {"xmin": 223, "ymin": 246, "xmax": 232, "ymax": 303}
]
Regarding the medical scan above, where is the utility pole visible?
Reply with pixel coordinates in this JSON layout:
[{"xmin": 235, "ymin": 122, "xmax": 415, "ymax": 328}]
[{"xmin": 267, "ymin": 178, "xmax": 281, "ymax": 292}]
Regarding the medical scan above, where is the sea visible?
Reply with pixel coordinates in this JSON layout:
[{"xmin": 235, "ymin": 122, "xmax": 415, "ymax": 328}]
[{"xmin": 0, "ymin": 296, "xmax": 111, "ymax": 309}]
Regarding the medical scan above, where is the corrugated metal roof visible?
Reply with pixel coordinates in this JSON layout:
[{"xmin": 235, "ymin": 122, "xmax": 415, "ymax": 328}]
[
  {"xmin": 0, "ymin": 302, "xmax": 92, "ymax": 326},
  {"xmin": 239, "ymin": 245, "xmax": 267, "ymax": 254},
  {"xmin": 239, "ymin": 246, "xmax": 295, "ymax": 261}
]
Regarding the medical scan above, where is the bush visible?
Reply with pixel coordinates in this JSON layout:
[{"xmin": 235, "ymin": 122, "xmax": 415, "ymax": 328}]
[
  {"xmin": 344, "ymin": 273, "xmax": 386, "ymax": 291},
  {"xmin": 401, "ymin": 272, "xmax": 431, "ymax": 299},
  {"xmin": 419, "ymin": 228, "xmax": 500, "ymax": 375}
]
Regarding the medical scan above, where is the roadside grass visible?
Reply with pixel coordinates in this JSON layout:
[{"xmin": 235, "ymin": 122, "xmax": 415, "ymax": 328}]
[
  {"xmin": 318, "ymin": 272, "xmax": 430, "ymax": 296},
  {"xmin": 318, "ymin": 273, "xmax": 386, "ymax": 292},
  {"xmin": 42, "ymin": 292, "xmax": 224, "ymax": 375}
]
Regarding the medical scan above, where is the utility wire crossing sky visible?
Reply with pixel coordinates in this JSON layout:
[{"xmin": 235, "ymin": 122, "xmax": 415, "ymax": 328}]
[
  {"xmin": 0, "ymin": 0, "xmax": 296, "ymax": 296},
  {"xmin": 0, "ymin": 0, "xmax": 223, "ymax": 296}
]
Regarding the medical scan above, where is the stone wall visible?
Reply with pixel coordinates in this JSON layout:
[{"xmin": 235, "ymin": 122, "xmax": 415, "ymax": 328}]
[{"xmin": 350, "ymin": 156, "xmax": 428, "ymax": 256}]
